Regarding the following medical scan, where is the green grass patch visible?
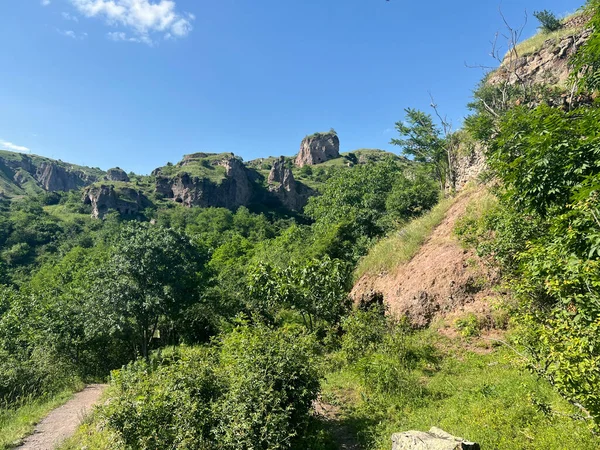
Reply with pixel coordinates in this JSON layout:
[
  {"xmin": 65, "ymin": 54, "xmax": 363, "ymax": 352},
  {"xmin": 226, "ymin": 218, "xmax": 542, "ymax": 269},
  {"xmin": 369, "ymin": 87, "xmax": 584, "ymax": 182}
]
[
  {"xmin": 354, "ymin": 194, "xmax": 457, "ymax": 280},
  {"xmin": 510, "ymin": 10, "xmax": 588, "ymax": 59},
  {"xmin": 322, "ymin": 330, "xmax": 600, "ymax": 450},
  {"xmin": 0, "ymin": 384, "xmax": 83, "ymax": 449}
]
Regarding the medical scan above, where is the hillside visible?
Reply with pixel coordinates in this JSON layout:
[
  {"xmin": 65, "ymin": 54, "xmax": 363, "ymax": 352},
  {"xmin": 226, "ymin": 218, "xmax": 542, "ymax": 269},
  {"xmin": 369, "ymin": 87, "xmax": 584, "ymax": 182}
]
[
  {"xmin": 0, "ymin": 150, "xmax": 104, "ymax": 198},
  {"xmin": 4, "ymin": 2, "xmax": 600, "ymax": 450}
]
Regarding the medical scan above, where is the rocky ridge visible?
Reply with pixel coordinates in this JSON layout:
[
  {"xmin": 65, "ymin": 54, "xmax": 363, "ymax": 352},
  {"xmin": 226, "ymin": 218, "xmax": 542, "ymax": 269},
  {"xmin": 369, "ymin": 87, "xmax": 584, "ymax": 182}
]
[{"xmin": 0, "ymin": 151, "xmax": 103, "ymax": 197}]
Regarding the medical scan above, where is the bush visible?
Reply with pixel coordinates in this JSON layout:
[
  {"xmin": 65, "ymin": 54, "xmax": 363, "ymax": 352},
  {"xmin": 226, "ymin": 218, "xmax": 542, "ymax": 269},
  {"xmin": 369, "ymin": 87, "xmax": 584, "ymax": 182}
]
[
  {"xmin": 104, "ymin": 347, "xmax": 221, "ymax": 449},
  {"xmin": 102, "ymin": 325, "xmax": 320, "ymax": 450},
  {"xmin": 215, "ymin": 325, "xmax": 320, "ymax": 449},
  {"xmin": 534, "ymin": 10, "xmax": 562, "ymax": 32},
  {"xmin": 340, "ymin": 305, "xmax": 388, "ymax": 362}
]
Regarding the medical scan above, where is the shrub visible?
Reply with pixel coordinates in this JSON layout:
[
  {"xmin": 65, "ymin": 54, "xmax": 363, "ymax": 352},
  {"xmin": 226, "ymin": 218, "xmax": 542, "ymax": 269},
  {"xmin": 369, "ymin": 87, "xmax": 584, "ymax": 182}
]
[
  {"xmin": 340, "ymin": 305, "xmax": 388, "ymax": 362},
  {"xmin": 534, "ymin": 10, "xmax": 562, "ymax": 32},
  {"xmin": 102, "ymin": 326, "xmax": 320, "ymax": 450},
  {"xmin": 215, "ymin": 325, "xmax": 320, "ymax": 449},
  {"xmin": 104, "ymin": 347, "xmax": 221, "ymax": 449}
]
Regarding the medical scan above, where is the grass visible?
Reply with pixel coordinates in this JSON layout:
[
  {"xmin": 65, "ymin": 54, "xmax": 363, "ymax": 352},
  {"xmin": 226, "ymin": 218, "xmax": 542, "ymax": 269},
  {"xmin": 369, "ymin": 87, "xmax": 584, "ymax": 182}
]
[
  {"xmin": 354, "ymin": 193, "xmax": 458, "ymax": 280},
  {"xmin": 322, "ymin": 329, "xmax": 600, "ymax": 450},
  {"xmin": 0, "ymin": 385, "xmax": 83, "ymax": 449},
  {"xmin": 510, "ymin": 10, "xmax": 588, "ymax": 59}
]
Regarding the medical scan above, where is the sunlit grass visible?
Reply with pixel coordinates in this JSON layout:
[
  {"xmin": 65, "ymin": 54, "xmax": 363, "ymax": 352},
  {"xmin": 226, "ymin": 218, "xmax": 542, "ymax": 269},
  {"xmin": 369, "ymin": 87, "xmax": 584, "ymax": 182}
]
[
  {"xmin": 354, "ymin": 194, "xmax": 458, "ymax": 280},
  {"xmin": 0, "ymin": 385, "xmax": 82, "ymax": 450},
  {"xmin": 510, "ymin": 10, "xmax": 588, "ymax": 59},
  {"xmin": 322, "ymin": 330, "xmax": 600, "ymax": 450}
]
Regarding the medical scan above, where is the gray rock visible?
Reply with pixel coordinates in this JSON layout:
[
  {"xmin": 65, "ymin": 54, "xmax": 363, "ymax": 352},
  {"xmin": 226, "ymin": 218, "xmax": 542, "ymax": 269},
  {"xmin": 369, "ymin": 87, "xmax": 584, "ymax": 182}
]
[
  {"xmin": 154, "ymin": 156, "xmax": 253, "ymax": 209},
  {"xmin": 267, "ymin": 156, "xmax": 313, "ymax": 210},
  {"xmin": 391, "ymin": 427, "xmax": 480, "ymax": 450},
  {"xmin": 106, "ymin": 167, "xmax": 130, "ymax": 182},
  {"xmin": 83, "ymin": 185, "xmax": 151, "ymax": 219},
  {"xmin": 295, "ymin": 132, "xmax": 340, "ymax": 167}
]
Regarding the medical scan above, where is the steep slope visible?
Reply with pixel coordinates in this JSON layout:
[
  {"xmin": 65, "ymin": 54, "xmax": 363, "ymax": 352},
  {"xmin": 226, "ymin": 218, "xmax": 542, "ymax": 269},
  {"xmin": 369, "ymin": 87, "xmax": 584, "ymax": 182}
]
[
  {"xmin": 0, "ymin": 150, "xmax": 104, "ymax": 198},
  {"xmin": 352, "ymin": 188, "xmax": 498, "ymax": 327}
]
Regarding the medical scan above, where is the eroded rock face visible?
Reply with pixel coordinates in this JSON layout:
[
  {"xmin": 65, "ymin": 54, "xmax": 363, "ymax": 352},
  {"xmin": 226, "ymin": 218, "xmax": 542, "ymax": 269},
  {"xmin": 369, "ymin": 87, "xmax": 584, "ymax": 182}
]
[
  {"xmin": 267, "ymin": 156, "xmax": 313, "ymax": 210},
  {"xmin": 295, "ymin": 132, "xmax": 340, "ymax": 167},
  {"xmin": 36, "ymin": 162, "xmax": 85, "ymax": 191},
  {"xmin": 154, "ymin": 156, "xmax": 253, "ymax": 209},
  {"xmin": 392, "ymin": 427, "xmax": 480, "ymax": 450},
  {"xmin": 488, "ymin": 27, "xmax": 592, "ymax": 87},
  {"xmin": 450, "ymin": 142, "xmax": 487, "ymax": 192},
  {"xmin": 83, "ymin": 185, "xmax": 151, "ymax": 219},
  {"xmin": 106, "ymin": 167, "xmax": 129, "ymax": 182}
]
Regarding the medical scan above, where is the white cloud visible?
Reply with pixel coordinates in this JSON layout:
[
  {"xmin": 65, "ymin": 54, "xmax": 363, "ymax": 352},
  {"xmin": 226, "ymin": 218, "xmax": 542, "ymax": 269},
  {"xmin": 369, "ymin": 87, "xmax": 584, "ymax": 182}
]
[
  {"xmin": 41, "ymin": 0, "xmax": 51, "ymax": 6},
  {"xmin": 0, "ymin": 140, "xmax": 30, "ymax": 153},
  {"xmin": 107, "ymin": 31, "xmax": 152, "ymax": 45},
  {"xmin": 70, "ymin": 0, "xmax": 194, "ymax": 45},
  {"xmin": 62, "ymin": 12, "xmax": 79, "ymax": 22},
  {"xmin": 57, "ymin": 29, "xmax": 88, "ymax": 39}
]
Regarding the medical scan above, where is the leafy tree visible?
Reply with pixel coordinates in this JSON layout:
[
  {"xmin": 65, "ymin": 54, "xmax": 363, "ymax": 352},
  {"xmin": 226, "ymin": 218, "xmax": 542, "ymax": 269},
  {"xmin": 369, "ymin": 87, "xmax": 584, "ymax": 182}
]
[
  {"xmin": 534, "ymin": 10, "xmax": 562, "ymax": 32},
  {"xmin": 385, "ymin": 171, "xmax": 439, "ymax": 221},
  {"xmin": 391, "ymin": 108, "xmax": 450, "ymax": 191},
  {"xmin": 91, "ymin": 223, "xmax": 206, "ymax": 359}
]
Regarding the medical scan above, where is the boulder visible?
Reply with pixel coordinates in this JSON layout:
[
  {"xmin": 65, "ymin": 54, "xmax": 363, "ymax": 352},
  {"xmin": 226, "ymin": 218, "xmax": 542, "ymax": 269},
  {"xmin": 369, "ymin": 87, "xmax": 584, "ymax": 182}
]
[
  {"xmin": 106, "ymin": 167, "xmax": 130, "ymax": 182},
  {"xmin": 295, "ymin": 132, "xmax": 340, "ymax": 167},
  {"xmin": 392, "ymin": 427, "xmax": 480, "ymax": 450}
]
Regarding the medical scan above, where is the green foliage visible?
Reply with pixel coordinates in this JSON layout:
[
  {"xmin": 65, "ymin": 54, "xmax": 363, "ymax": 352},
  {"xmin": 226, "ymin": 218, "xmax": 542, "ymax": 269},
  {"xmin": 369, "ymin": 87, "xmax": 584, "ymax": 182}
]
[
  {"xmin": 101, "ymin": 326, "xmax": 320, "ymax": 450},
  {"xmin": 215, "ymin": 325, "xmax": 320, "ymax": 450},
  {"xmin": 385, "ymin": 171, "xmax": 439, "ymax": 221},
  {"xmin": 534, "ymin": 10, "xmax": 563, "ymax": 32},
  {"xmin": 340, "ymin": 305, "xmax": 388, "ymax": 363},
  {"xmin": 391, "ymin": 108, "xmax": 449, "ymax": 189},
  {"xmin": 247, "ymin": 257, "xmax": 351, "ymax": 329},
  {"xmin": 571, "ymin": 1, "xmax": 600, "ymax": 91}
]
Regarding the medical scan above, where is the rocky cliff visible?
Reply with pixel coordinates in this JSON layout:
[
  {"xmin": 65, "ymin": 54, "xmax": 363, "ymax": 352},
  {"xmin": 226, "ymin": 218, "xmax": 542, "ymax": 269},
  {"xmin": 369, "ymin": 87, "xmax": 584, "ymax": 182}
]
[
  {"xmin": 488, "ymin": 15, "xmax": 591, "ymax": 87},
  {"xmin": 154, "ymin": 155, "xmax": 254, "ymax": 209},
  {"xmin": 295, "ymin": 132, "xmax": 340, "ymax": 167},
  {"xmin": 267, "ymin": 156, "xmax": 314, "ymax": 210},
  {"xmin": 83, "ymin": 184, "xmax": 152, "ymax": 219},
  {"xmin": 0, "ymin": 151, "xmax": 103, "ymax": 197}
]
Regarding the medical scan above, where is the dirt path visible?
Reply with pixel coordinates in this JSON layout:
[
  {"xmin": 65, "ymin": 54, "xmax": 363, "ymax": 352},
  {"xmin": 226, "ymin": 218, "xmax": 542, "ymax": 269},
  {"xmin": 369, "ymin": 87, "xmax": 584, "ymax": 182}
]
[
  {"xmin": 17, "ymin": 384, "xmax": 108, "ymax": 450},
  {"xmin": 314, "ymin": 399, "xmax": 362, "ymax": 450}
]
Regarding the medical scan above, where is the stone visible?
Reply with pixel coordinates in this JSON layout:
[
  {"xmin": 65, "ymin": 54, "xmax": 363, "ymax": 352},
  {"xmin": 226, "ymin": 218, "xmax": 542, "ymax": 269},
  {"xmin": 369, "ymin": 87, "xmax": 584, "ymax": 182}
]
[
  {"xmin": 487, "ymin": 27, "xmax": 592, "ymax": 87},
  {"xmin": 267, "ymin": 156, "xmax": 313, "ymax": 210},
  {"xmin": 295, "ymin": 132, "xmax": 340, "ymax": 167},
  {"xmin": 36, "ymin": 162, "xmax": 83, "ymax": 191},
  {"xmin": 391, "ymin": 427, "xmax": 480, "ymax": 450},
  {"xmin": 153, "ymin": 156, "xmax": 254, "ymax": 209},
  {"xmin": 83, "ymin": 184, "xmax": 151, "ymax": 219},
  {"xmin": 106, "ymin": 167, "xmax": 130, "ymax": 182}
]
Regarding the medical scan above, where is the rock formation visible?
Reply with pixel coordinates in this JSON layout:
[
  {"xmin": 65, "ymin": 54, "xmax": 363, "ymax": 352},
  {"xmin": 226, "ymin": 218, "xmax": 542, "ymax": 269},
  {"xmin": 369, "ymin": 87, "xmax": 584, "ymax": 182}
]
[
  {"xmin": 106, "ymin": 167, "xmax": 130, "ymax": 182},
  {"xmin": 295, "ymin": 132, "xmax": 340, "ymax": 167},
  {"xmin": 450, "ymin": 142, "xmax": 487, "ymax": 191},
  {"xmin": 392, "ymin": 427, "xmax": 479, "ymax": 450},
  {"xmin": 0, "ymin": 152, "xmax": 101, "ymax": 197},
  {"xmin": 36, "ymin": 162, "xmax": 87, "ymax": 191},
  {"xmin": 154, "ymin": 156, "xmax": 253, "ymax": 209},
  {"xmin": 488, "ymin": 26, "xmax": 591, "ymax": 87},
  {"xmin": 83, "ymin": 184, "xmax": 151, "ymax": 219},
  {"xmin": 267, "ymin": 156, "xmax": 314, "ymax": 210}
]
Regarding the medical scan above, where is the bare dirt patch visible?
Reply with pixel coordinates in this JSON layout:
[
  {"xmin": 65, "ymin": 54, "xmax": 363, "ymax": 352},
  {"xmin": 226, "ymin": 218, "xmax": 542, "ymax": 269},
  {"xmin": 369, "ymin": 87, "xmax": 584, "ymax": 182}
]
[
  {"xmin": 314, "ymin": 399, "xmax": 362, "ymax": 450},
  {"xmin": 17, "ymin": 384, "xmax": 107, "ymax": 450},
  {"xmin": 352, "ymin": 189, "xmax": 500, "ymax": 328}
]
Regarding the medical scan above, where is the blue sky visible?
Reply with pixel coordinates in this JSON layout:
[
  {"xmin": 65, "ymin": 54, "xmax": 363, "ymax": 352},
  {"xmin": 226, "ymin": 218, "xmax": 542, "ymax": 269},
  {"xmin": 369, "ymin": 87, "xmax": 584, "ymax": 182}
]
[{"xmin": 0, "ymin": 0, "xmax": 585, "ymax": 174}]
